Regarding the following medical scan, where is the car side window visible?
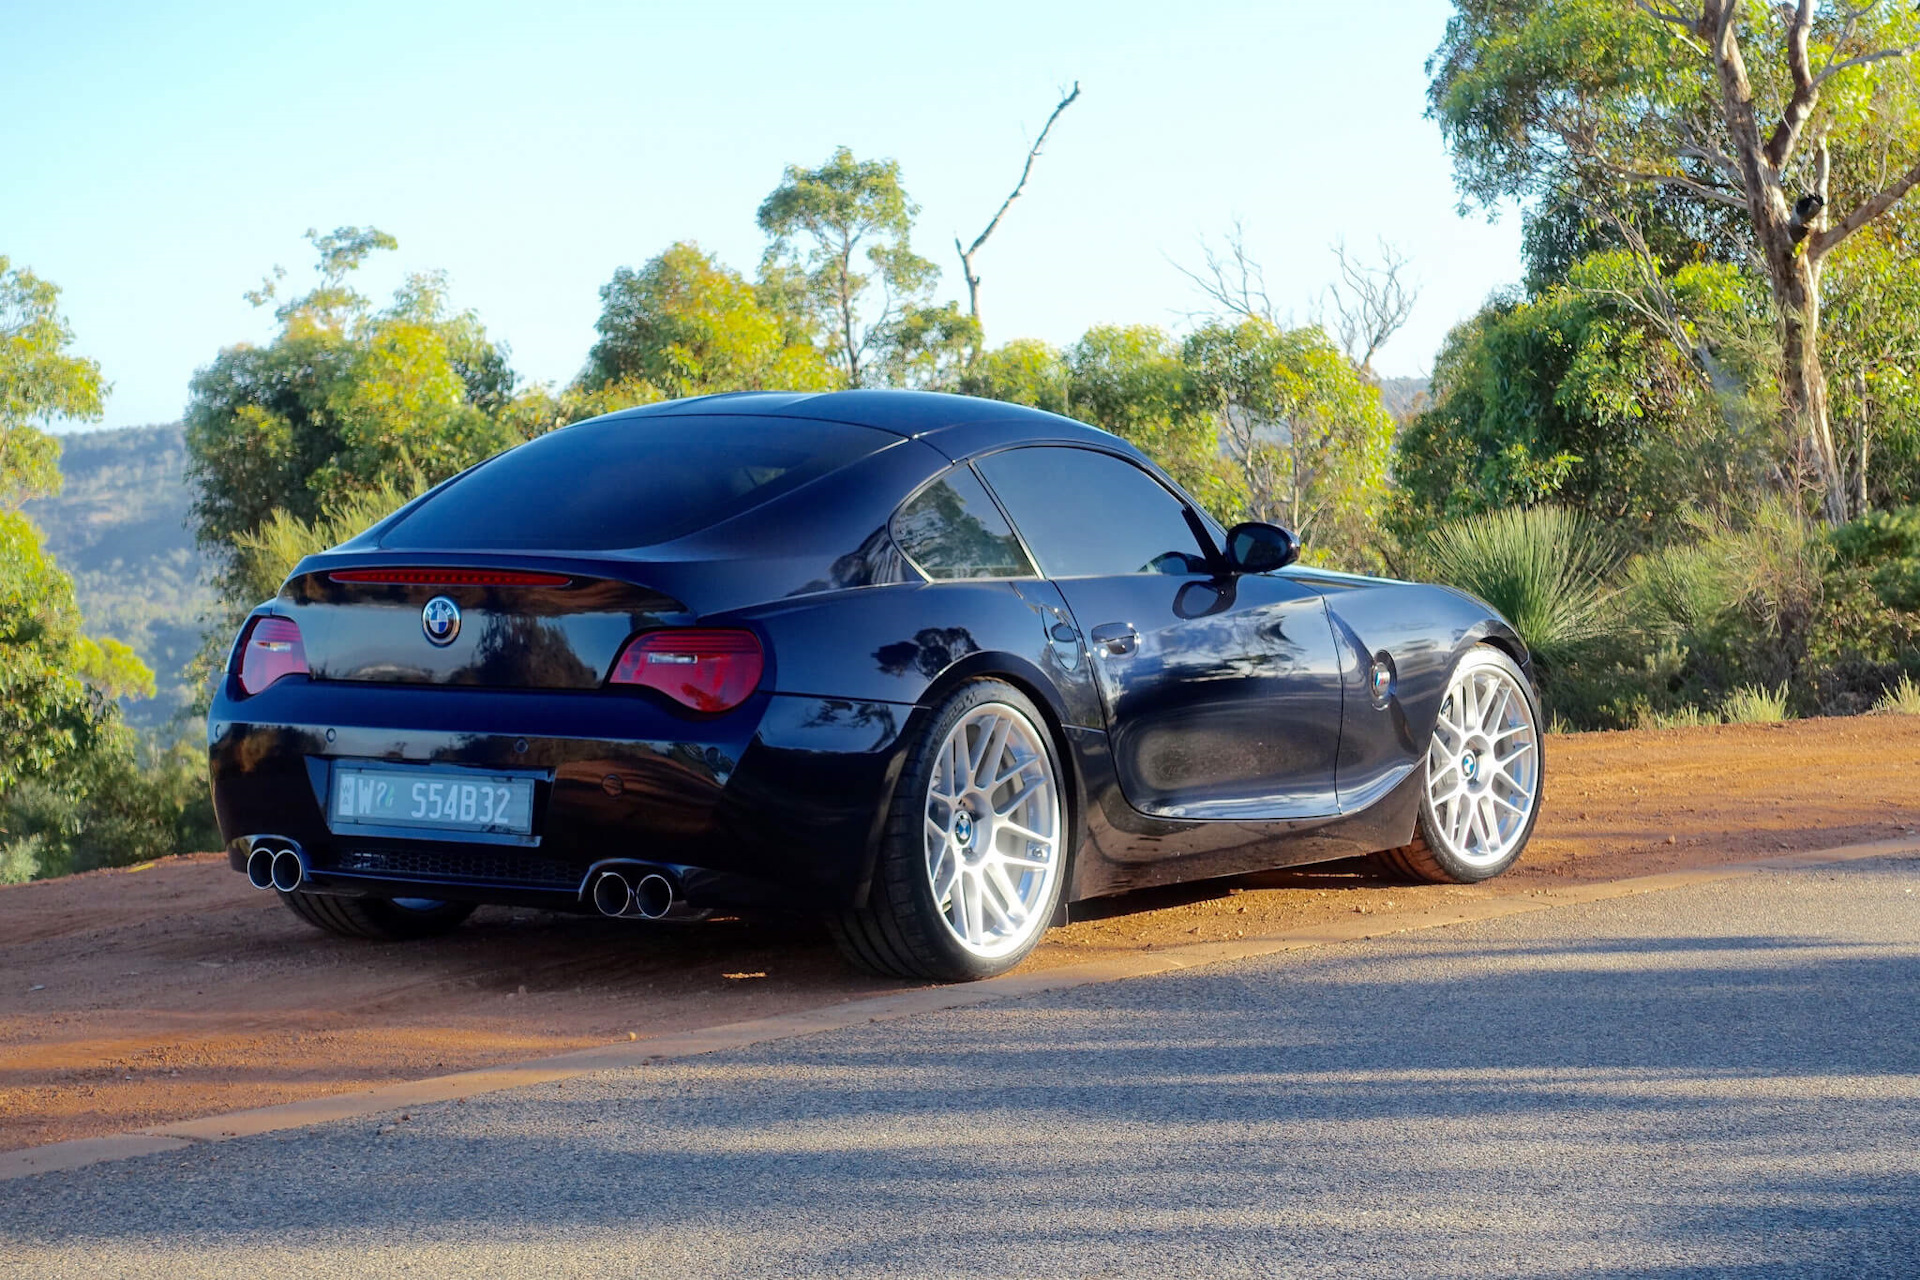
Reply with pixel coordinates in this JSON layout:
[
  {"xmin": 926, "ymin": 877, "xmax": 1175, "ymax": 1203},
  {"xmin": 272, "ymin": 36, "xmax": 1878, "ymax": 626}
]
[
  {"xmin": 975, "ymin": 447, "xmax": 1212, "ymax": 578},
  {"xmin": 891, "ymin": 465, "xmax": 1036, "ymax": 580}
]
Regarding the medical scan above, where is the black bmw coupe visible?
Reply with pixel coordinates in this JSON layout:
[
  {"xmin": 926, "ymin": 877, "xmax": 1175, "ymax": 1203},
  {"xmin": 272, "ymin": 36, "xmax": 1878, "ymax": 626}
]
[{"xmin": 209, "ymin": 390, "xmax": 1542, "ymax": 981}]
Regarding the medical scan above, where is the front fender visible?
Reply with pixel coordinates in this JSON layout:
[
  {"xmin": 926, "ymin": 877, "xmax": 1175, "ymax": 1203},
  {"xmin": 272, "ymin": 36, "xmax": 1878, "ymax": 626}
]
[{"xmin": 1308, "ymin": 577, "xmax": 1531, "ymax": 812}]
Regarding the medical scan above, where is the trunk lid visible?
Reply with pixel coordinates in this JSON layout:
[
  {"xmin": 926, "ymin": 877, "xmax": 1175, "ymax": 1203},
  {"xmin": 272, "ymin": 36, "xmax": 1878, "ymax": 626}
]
[{"xmin": 279, "ymin": 558, "xmax": 690, "ymax": 689}]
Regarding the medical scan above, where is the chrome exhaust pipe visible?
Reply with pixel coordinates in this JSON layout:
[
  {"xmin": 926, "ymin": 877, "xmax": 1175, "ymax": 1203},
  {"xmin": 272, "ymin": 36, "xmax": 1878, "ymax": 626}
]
[
  {"xmin": 592, "ymin": 871, "xmax": 633, "ymax": 918},
  {"xmin": 246, "ymin": 847, "xmax": 276, "ymax": 890},
  {"xmin": 269, "ymin": 847, "xmax": 306, "ymax": 893},
  {"xmin": 633, "ymin": 873, "xmax": 674, "ymax": 921}
]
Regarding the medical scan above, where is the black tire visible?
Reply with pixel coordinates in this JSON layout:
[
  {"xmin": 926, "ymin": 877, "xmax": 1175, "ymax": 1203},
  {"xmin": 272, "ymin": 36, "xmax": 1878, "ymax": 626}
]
[
  {"xmin": 278, "ymin": 890, "xmax": 476, "ymax": 940},
  {"xmin": 1373, "ymin": 644, "xmax": 1544, "ymax": 885},
  {"xmin": 829, "ymin": 679, "xmax": 1071, "ymax": 982}
]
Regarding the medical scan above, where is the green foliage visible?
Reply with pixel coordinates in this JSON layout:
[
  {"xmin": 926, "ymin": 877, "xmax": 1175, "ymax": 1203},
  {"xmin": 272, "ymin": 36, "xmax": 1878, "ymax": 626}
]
[
  {"xmin": 2, "ymin": 256, "xmax": 106, "ymax": 504},
  {"xmin": 1800, "ymin": 224, "xmax": 1920, "ymax": 511},
  {"xmin": 756, "ymin": 147, "xmax": 971, "ymax": 387},
  {"xmin": 1828, "ymin": 502, "xmax": 1920, "ymax": 610},
  {"xmin": 1429, "ymin": 0, "xmax": 1920, "ymax": 523},
  {"xmin": 1805, "ymin": 501, "xmax": 1920, "ymax": 711},
  {"xmin": 580, "ymin": 241, "xmax": 838, "ymax": 397},
  {"xmin": 228, "ymin": 477, "xmax": 425, "ymax": 609},
  {"xmin": 0, "ymin": 259, "xmax": 195, "ymax": 883},
  {"xmin": 1416, "ymin": 505, "xmax": 1624, "ymax": 673},
  {"xmin": 959, "ymin": 338, "xmax": 1072, "ymax": 415},
  {"xmin": 0, "ymin": 510, "xmax": 126, "ymax": 792},
  {"xmin": 959, "ymin": 322, "xmax": 1391, "ymax": 569},
  {"xmin": 1626, "ymin": 498, "xmax": 1833, "ymax": 708},
  {"xmin": 0, "ymin": 258, "xmax": 149, "ymax": 798},
  {"xmin": 186, "ymin": 229, "xmax": 530, "ymax": 604},
  {"xmin": 1394, "ymin": 252, "xmax": 1774, "ymax": 542},
  {"xmin": 1429, "ymin": 0, "xmax": 1920, "ymax": 224},
  {"xmin": 1, "ymin": 728, "xmax": 218, "ymax": 883},
  {"xmin": 1183, "ymin": 320, "xmax": 1395, "ymax": 565}
]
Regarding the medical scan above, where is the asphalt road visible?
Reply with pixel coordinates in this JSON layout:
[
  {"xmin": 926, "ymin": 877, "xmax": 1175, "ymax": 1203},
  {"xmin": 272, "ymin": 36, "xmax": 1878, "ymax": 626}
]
[{"xmin": 4, "ymin": 855, "xmax": 1918, "ymax": 1279}]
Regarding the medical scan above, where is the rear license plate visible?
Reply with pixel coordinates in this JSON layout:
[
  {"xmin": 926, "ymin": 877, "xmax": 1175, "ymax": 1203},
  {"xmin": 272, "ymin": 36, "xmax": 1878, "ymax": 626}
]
[{"xmin": 330, "ymin": 765, "xmax": 536, "ymax": 836}]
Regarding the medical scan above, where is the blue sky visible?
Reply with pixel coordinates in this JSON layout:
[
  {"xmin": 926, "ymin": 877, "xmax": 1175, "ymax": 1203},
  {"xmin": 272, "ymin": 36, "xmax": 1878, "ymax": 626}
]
[{"xmin": 5, "ymin": 0, "xmax": 1523, "ymax": 431}]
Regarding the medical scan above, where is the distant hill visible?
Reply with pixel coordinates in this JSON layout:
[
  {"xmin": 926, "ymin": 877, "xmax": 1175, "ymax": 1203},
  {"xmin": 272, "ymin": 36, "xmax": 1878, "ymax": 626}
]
[
  {"xmin": 1376, "ymin": 375, "xmax": 1430, "ymax": 420},
  {"xmin": 24, "ymin": 424, "xmax": 216, "ymax": 729}
]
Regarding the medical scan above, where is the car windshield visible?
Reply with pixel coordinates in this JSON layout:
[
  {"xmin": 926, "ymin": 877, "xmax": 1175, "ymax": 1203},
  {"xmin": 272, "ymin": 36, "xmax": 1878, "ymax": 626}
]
[{"xmin": 378, "ymin": 414, "xmax": 894, "ymax": 551}]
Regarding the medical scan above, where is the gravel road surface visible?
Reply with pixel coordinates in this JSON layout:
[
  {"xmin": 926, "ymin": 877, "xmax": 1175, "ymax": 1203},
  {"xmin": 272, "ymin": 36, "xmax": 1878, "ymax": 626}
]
[{"xmin": 5, "ymin": 855, "xmax": 1917, "ymax": 1278}]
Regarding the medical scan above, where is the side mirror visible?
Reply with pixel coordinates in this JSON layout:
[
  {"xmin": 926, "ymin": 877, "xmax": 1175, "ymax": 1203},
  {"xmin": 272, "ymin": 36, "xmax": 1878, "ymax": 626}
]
[{"xmin": 1224, "ymin": 522, "xmax": 1299, "ymax": 574}]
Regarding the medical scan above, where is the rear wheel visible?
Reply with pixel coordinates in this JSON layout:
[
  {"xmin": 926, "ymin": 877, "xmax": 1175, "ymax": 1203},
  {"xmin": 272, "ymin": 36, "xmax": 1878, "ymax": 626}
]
[
  {"xmin": 278, "ymin": 890, "xmax": 476, "ymax": 940},
  {"xmin": 830, "ymin": 680, "xmax": 1069, "ymax": 982},
  {"xmin": 1375, "ymin": 645, "xmax": 1543, "ymax": 884}
]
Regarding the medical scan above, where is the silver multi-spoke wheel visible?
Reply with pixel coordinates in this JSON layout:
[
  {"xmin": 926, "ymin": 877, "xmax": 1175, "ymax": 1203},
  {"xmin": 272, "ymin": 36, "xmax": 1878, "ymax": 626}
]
[
  {"xmin": 1425, "ymin": 658, "xmax": 1541, "ymax": 869},
  {"xmin": 923, "ymin": 702, "xmax": 1062, "ymax": 958}
]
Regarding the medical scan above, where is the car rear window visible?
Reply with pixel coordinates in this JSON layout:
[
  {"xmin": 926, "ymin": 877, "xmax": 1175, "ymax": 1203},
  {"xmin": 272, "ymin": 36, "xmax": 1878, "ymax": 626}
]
[
  {"xmin": 890, "ymin": 466, "xmax": 1035, "ymax": 580},
  {"xmin": 378, "ymin": 415, "xmax": 893, "ymax": 551}
]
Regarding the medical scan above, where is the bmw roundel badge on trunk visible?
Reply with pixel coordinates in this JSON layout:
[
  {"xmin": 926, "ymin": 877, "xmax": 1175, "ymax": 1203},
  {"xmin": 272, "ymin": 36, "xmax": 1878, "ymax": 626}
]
[{"xmin": 421, "ymin": 596, "xmax": 460, "ymax": 646}]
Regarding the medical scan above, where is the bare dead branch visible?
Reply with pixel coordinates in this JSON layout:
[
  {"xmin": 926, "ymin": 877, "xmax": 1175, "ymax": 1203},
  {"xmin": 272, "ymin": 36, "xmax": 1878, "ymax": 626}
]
[
  {"xmin": 1325, "ymin": 239, "xmax": 1420, "ymax": 374},
  {"xmin": 1174, "ymin": 219, "xmax": 1281, "ymax": 325},
  {"xmin": 955, "ymin": 80, "xmax": 1081, "ymax": 345}
]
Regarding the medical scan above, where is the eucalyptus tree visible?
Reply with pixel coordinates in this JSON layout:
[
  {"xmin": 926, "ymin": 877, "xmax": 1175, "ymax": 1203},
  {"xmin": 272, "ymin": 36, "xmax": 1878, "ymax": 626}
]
[
  {"xmin": 186, "ymin": 227, "xmax": 525, "ymax": 575},
  {"xmin": 0, "ymin": 258, "xmax": 150, "ymax": 798},
  {"xmin": 580, "ymin": 241, "xmax": 839, "ymax": 399},
  {"xmin": 1431, "ymin": 0, "xmax": 1920, "ymax": 524},
  {"xmin": 756, "ymin": 147, "xmax": 969, "ymax": 387}
]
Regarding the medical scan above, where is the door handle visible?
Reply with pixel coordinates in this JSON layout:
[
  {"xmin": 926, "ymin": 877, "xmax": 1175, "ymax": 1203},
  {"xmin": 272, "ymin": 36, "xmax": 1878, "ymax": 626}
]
[{"xmin": 1089, "ymin": 622, "xmax": 1139, "ymax": 656}]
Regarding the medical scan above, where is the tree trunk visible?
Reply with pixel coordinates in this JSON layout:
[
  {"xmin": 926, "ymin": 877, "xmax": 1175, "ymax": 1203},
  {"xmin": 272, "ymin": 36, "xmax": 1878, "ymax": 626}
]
[
  {"xmin": 1854, "ymin": 368, "xmax": 1870, "ymax": 517},
  {"xmin": 1773, "ymin": 256, "xmax": 1846, "ymax": 524}
]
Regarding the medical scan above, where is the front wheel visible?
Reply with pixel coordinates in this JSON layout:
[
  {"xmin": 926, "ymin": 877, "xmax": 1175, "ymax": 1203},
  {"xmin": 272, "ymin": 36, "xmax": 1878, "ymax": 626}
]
[
  {"xmin": 1375, "ymin": 645, "xmax": 1544, "ymax": 884},
  {"xmin": 830, "ymin": 680, "xmax": 1070, "ymax": 982},
  {"xmin": 278, "ymin": 890, "xmax": 477, "ymax": 940}
]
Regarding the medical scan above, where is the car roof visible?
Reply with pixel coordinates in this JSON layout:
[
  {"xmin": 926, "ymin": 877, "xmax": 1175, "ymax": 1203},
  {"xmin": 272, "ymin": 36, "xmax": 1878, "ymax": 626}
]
[{"xmin": 595, "ymin": 390, "xmax": 1126, "ymax": 460}]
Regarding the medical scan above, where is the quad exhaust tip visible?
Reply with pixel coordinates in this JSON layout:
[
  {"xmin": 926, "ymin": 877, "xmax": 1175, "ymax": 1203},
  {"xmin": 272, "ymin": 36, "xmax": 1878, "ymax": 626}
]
[
  {"xmin": 270, "ymin": 848, "xmax": 306, "ymax": 893},
  {"xmin": 592, "ymin": 870, "xmax": 633, "ymax": 918},
  {"xmin": 247, "ymin": 843, "xmax": 307, "ymax": 892},
  {"xmin": 634, "ymin": 874, "xmax": 674, "ymax": 920},
  {"xmin": 591, "ymin": 868, "xmax": 677, "ymax": 920}
]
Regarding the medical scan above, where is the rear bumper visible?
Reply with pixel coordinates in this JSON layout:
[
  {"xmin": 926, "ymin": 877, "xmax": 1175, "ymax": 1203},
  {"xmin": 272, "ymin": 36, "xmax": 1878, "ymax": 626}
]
[{"xmin": 209, "ymin": 677, "xmax": 920, "ymax": 912}]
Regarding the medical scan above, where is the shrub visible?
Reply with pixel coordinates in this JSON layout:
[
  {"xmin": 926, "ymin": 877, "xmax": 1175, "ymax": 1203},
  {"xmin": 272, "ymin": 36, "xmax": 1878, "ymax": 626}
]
[
  {"xmin": 1626, "ymin": 497, "xmax": 1828, "ymax": 708},
  {"xmin": 1806, "ymin": 504, "xmax": 1920, "ymax": 713},
  {"xmin": 1829, "ymin": 504, "xmax": 1920, "ymax": 610},
  {"xmin": 1875, "ymin": 674, "xmax": 1920, "ymax": 715},
  {"xmin": 1417, "ymin": 505, "xmax": 1625, "ymax": 671},
  {"xmin": 1637, "ymin": 704, "xmax": 1717, "ymax": 730},
  {"xmin": 1723, "ymin": 683, "xmax": 1792, "ymax": 723},
  {"xmin": 0, "ymin": 727, "xmax": 218, "ymax": 880}
]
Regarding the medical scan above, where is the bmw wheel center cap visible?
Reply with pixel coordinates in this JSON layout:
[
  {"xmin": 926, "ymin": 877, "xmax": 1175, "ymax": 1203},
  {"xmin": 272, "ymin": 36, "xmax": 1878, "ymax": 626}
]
[{"xmin": 422, "ymin": 595, "xmax": 461, "ymax": 646}]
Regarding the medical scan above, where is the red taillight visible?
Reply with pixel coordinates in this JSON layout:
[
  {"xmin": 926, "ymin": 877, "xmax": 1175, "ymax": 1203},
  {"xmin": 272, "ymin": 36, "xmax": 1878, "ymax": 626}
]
[
  {"xmin": 236, "ymin": 616, "xmax": 309, "ymax": 696},
  {"xmin": 328, "ymin": 569, "xmax": 572, "ymax": 587},
  {"xmin": 608, "ymin": 630, "xmax": 764, "ymax": 712}
]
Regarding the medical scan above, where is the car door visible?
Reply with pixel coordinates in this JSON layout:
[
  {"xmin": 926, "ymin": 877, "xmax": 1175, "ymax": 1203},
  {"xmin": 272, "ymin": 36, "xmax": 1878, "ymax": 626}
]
[{"xmin": 974, "ymin": 446, "xmax": 1344, "ymax": 821}]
